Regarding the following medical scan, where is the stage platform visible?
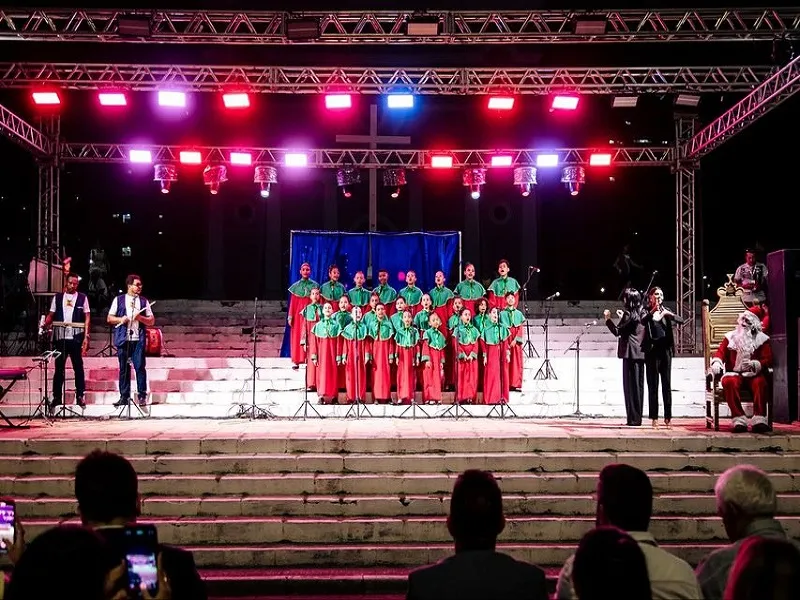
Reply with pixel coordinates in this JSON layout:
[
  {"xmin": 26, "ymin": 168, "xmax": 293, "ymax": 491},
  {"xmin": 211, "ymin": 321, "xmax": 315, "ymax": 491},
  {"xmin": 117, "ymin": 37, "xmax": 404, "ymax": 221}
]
[{"xmin": 1, "ymin": 418, "xmax": 799, "ymax": 598}]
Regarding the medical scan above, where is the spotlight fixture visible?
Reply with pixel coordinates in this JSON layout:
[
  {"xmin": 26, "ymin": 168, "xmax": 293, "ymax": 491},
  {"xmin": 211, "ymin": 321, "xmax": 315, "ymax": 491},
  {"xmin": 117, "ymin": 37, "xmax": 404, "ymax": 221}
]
[
  {"xmin": 560, "ymin": 166, "xmax": 586, "ymax": 196},
  {"xmin": 551, "ymin": 95, "xmax": 580, "ymax": 111},
  {"xmin": 98, "ymin": 92, "xmax": 127, "ymax": 106},
  {"xmin": 336, "ymin": 168, "xmax": 361, "ymax": 198},
  {"xmin": 153, "ymin": 164, "xmax": 177, "ymax": 194},
  {"xmin": 462, "ymin": 168, "xmax": 486, "ymax": 200},
  {"xmin": 129, "ymin": 149, "xmax": 152, "ymax": 164},
  {"xmin": 254, "ymin": 165, "xmax": 278, "ymax": 199},
  {"xmin": 513, "ymin": 167, "xmax": 538, "ymax": 197},
  {"xmin": 32, "ymin": 91, "xmax": 61, "ymax": 105},
  {"xmin": 203, "ymin": 165, "xmax": 228, "ymax": 195},
  {"xmin": 383, "ymin": 168, "xmax": 407, "ymax": 198}
]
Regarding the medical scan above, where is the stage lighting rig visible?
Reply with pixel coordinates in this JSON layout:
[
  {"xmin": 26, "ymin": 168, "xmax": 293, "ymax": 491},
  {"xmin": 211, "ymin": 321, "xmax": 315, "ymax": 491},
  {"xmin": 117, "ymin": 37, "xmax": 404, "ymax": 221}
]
[
  {"xmin": 561, "ymin": 166, "xmax": 586, "ymax": 196},
  {"xmin": 153, "ymin": 164, "xmax": 177, "ymax": 194},
  {"xmin": 336, "ymin": 168, "xmax": 361, "ymax": 198},
  {"xmin": 513, "ymin": 167, "xmax": 537, "ymax": 197},
  {"xmin": 462, "ymin": 168, "xmax": 486, "ymax": 200},
  {"xmin": 254, "ymin": 165, "xmax": 278, "ymax": 198},
  {"xmin": 383, "ymin": 168, "xmax": 407, "ymax": 198},
  {"xmin": 203, "ymin": 165, "xmax": 227, "ymax": 195}
]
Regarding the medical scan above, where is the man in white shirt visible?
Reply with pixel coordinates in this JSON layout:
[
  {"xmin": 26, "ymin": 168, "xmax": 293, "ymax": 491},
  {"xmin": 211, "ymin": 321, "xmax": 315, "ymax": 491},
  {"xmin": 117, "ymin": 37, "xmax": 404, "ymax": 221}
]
[
  {"xmin": 734, "ymin": 249, "xmax": 768, "ymax": 305},
  {"xmin": 43, "ymin": 273, "xmax": 90, "ymax": 408},
  {"xmin": 556, "ymin": 464, "xmax": 702, "ymax": 600},
  {"xmin": 107, "ymin": 274, "xmax": 155, "ymax": 407}
]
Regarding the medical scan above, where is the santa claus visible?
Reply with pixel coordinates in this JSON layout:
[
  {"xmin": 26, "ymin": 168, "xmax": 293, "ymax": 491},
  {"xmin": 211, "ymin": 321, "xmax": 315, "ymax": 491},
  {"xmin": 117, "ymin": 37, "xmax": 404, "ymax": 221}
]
[{"xmin": 710, "ymin": 311, "xmax": 772, "ymax": 433}]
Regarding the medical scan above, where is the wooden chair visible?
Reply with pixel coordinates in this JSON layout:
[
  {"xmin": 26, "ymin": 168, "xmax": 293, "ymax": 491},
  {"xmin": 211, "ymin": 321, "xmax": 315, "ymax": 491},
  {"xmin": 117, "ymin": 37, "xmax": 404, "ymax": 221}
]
[{"xmin": 702, "ymin": 274, "xmax": 773, "ymax": 430}]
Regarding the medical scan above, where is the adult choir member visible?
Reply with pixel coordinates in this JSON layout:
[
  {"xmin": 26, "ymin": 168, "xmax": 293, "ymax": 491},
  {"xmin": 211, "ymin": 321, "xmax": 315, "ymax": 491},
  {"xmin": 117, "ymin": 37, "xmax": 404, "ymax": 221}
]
[
  {"xmin": 454, "ymin": 263, "xmax": 485, "ymax": 315},
  {"xmin": 421, "ymin": 313, "xmax": 447, "ymax": 404},
  {"xmin": 320, "ymin": 265, "xmax": 346, "ymax": 304},
  {"xmin": 373, "ymin": 269, "xmax": 398, "ymax": 314},
  {"xmin": 341, "ymin": 306, "xmax": 370, "ymax": 404},
  {"xmin": 487, "ymin": 259, "xmax": 521, "ymax": 310},
  {"xmin": 454, "ymin": 309, "xmax": 480, "ymax": 404},
  {"xmin": 430, "ymin": 271, "xmax": 455, "ymax": 327},
  {"xmin": 481, "ymin": 307, "xmax": 511, "ymax": 405},
  {"xmin": 643, "ymin": 286, "xmax": 683, "ymax": 429},
  {"xmin": 399, "ymin": 270, "xmax": 423, "ymax": 315},
  {"xmin": 500, "ymin": 292, "xmax": 525, "ymax": 390},
  {"xmin": 310, "ymin": 302, "xmax": 342, "ymax": 404},
  {"xmin": 603, "ymin": 288, "xmax": 647, "ymax": 426},
  {"xmin": 369, "ymin": 303, "xmax": 395, "ymax": 404},
  {"xmin": 394, "ymin": 310, "xmax": 420, "ymax": 405},
  {"xmin": 300, "ymin": 287, "xmax": 323, "ymax": 390},
  {"xmin": 287, "ymin": 262, "xmax": 318, "ymax": 369},
  {"xmin": 347, "ymin": 271, "xmax": 371, "ymax": 310}
]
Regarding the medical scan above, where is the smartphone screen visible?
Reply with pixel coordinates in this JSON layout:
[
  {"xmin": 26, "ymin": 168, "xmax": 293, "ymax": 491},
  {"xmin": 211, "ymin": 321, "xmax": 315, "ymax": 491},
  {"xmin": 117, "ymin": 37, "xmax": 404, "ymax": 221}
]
[
  {"xmin": 0, "ymin": 499, "xmax": 15, "ymax": 554},
  {"xmin": 122, "ymin": 525, "xmax": 159, "ymax": 598}
]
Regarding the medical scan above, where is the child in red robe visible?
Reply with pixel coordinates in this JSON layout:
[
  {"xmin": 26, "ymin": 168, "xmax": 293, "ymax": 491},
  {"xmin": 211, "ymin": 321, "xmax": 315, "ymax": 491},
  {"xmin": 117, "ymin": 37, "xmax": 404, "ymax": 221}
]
[
  {"xmin": 399, "ymin": 270, "xmax": 423, "ymax": 315},
  {"xmin": 453, "ymin": 262, "xmax": 485, "ymax": 315},
  {"xmin": 287, "ymin": 262, "xmax": 319, "ymax": 369},
  {"xmin": 421, "ymin": 313, "xmax": 447, "ymax": 403},
  {"xmin": 394, "ymin": 309, "xmax": 420, "ymax": 405},
  {"xmin": 310, "ymin": 302, "xmax": 342, "ymax": 404},
  {"xmin": 500, "ymin": 292, "xmax": 525, "ymax": 390},
  {"xmin": 368, "ymin": 303, "xmax": 395, "ymax": 404},
  {"xmin": 429, "ymin": 270, "xmax": 455, "ymax": 327},
  {"xmin": 453, "ymin": 308, "xmax": 480, "ymax": 404},
  {"xmin": 341, "ymin": 306, "xmax": 370, "ymax": 404},
  {"xmin": 445, "ymin": 297, "xmax": 465, "ymax": 390},
  {"xmin": 487, "ymin": 259, "xmax": 520, "ymax": 311},
  {"xmin": 481, "ymin": 307, "xmax": 512, "ymax": 405},
  {"xmin": 335, "ymin": 296, "xmax": 352, "ymax": 391},
  {"xmin": 299, "ymin": 287, "xmax": 323, "ymax": 391}
]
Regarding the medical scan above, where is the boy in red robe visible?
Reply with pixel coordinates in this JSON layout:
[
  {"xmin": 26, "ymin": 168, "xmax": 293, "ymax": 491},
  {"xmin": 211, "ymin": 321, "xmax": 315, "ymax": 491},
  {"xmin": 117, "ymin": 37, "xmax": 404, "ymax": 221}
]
[
  {"xmin": 429, "ymin": 271, "xmax": 455, "ymax": 327},
  {"xmin": 299, "ymin": 287, "xmax": 323, "ymax": 391},
  {"xmin": 394, "ymin": 309, "xmax": 420, "ymax": 405},
  {"xmin": 421, "ymin": 313, "xmax": 447, "ymax": 404},
  {"xmin": 341, "ymin": 306, "xmax": 370, "ymax": 404},
  {"xmin": 373, "ymin": 269, "xmax": 398, "ymax": 315},
  {"xmin": 368, "ymin": 303, "xmax": 395, "ymax": 404},
  {"xmin": 500, "ymin": 292, "xmax": 525, "ymax": 390},
  {"xmin": 487, "ymin": 259, "xmax": 521, "ymax": 311},
  {"xmin": 399, "ymin": 270, "xmax": 423, "ymax": 315},
  {"xmin": 310, "ymin": 302, "xmax": 342, "ymax": 404},
  {"xmin": 287, "ymin": 262, "xmax": 319, "ymax": 370},
  {"xmin": 347, "ymin": 271, "xmax": 371, "ymax": 310},
  {"xmin": 453, "ymin": 262, "xmax": 485, "ymax": 315},
  {"xmin": 453, "ymin": 309, "xmax": 480, "ymax": 404},
  {"xmin": 481, "ymin": 307, "xmax": 512, "ymax": 405},
  {"xmin": 335, "ymin": 296, "xmax": 352, "ymax": 391},
  {"xmin": 413, "ymin": 293, "xmax": 435, "ymax": 333}
]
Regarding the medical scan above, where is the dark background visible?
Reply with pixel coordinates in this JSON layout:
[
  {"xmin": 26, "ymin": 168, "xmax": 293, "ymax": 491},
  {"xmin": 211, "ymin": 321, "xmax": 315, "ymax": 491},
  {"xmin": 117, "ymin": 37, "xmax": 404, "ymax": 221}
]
[{"xmin": 1, "ymin": 0, "xmax": 798, "ymax": 302}]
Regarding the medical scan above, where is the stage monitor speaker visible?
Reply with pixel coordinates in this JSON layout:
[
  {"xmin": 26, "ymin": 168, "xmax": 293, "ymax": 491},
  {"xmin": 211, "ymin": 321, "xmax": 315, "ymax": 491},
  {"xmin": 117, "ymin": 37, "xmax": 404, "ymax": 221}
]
[{"xmin": 766, "ymin": 249, "xmax": 800, "ymax": 423}]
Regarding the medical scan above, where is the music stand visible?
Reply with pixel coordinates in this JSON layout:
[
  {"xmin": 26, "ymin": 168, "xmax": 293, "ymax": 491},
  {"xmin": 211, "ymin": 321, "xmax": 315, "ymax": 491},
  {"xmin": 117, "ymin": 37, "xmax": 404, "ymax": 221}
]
[
  {"xmin": 93, "ymin": 325, "xmax": 115, "ymax": 357},
  {"xmin": 236, "ymin": 298, "xmax": 276, "ymax": 420},
  {"xmin": 29, "ymin": 350, "xmax": 59, "ymax": 424},
  {"xmin": 534, "ymin": 301, "xmax": 557, "ymax": 380},
  {"xmin": 564, "ymin": 324, "xmax": 593, "ymax": 419},
  {"xmin": 520, "ymin": 270, "xmax": 540, "ymax": 359},
  {"xmin": 344, "ymin": 329, "xmax": 374, "ymax": 419}
]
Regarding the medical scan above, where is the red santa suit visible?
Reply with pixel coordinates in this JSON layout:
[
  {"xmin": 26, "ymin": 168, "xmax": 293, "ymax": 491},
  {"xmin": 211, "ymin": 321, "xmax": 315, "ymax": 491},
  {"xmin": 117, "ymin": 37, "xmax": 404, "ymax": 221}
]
[{"xmin": 711, "ymin": 325, "xmax": 772, "ymax": 429}]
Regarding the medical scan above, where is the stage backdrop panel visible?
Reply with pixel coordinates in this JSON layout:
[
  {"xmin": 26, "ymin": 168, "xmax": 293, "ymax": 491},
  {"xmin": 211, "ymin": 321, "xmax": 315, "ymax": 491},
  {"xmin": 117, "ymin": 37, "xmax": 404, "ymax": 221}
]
[{"xmin": 280, "ymin": 231, "xmax": 460, "ymax": 358}]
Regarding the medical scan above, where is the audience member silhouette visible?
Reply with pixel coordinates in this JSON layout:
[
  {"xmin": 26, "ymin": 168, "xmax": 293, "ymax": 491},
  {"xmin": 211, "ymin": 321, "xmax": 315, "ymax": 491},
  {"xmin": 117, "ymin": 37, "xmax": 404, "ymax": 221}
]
[{"xmin": 723, "ymin": 536, "xmax": 800, "ymax": 600}]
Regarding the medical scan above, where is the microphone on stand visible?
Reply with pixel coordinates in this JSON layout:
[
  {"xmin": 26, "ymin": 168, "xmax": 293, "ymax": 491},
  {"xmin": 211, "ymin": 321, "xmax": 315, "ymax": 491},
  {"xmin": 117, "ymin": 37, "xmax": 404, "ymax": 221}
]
[
  {"xmin": 528, "ymin": 266, "xmax": 541, "ymax": 273},
  {"xmin": 545, "ymin": 292, "xmax": 560, "ymax": 301},
  {"xmin": 584, "ymin": 320, "xmax": 597, "ymax": 327}
]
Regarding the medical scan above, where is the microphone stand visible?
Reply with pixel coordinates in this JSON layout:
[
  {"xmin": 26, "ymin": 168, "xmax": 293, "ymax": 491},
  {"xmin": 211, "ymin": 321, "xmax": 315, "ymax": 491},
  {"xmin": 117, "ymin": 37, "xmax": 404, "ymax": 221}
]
[
  {"xmin": 118, "ymin": 316, "xmax": 147, "ymax": 419},
  {"xmin": 345, "ymin": 324, "xmax": 374, "ymax": 419},
  {"xmin": 236, "ymin": 298, "xmax": 275, "ymax": 420},
  {"xmin": 488, "ymin": 325, "xmax": 517, "ymax": 419},
  {"xmin": 564, "ymin": 323, "xmax": 594, "ymax": 419},
  {"xmin": 29, "ymin": 349, "xmax": 59, "ymax": 423},
  {"xmin": 293, "ymin": 310, "xmax": 324, "ymax": 420},
  {"xmin": 534, "ymin": 297, "xmax": 557, "ymax": 380},
  {"xmin": 50, "ymin": 324, "xmax": 84, "ymax": 419},
  {"xmin": 521, "ymin": 269, "xmax": 540, "ymax": 359}
]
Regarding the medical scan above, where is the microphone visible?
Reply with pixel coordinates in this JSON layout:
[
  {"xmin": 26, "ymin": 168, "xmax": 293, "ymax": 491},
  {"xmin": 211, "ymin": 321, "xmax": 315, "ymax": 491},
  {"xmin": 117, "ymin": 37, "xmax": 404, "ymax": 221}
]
[
  {"xmin": 528, "ymin": 266, "xmax": 541, "ymax": 272},
  {"xmin": 545, "ymin": 292, "xmax": 560, "ymax": 301},
  {"xmin": 585, "ymin": 320, "xmax": 597, "ymax": 327},
  {"xmin": 652, "ymin": 270, "xmax": 658, "ymax": 276}
]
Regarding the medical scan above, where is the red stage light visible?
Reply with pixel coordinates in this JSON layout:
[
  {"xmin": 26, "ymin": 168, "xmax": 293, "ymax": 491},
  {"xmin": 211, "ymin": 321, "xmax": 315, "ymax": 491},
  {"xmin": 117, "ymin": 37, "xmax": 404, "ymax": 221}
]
[
  {"xmin": 179, "ymin": 151, "xmax": 202, "ymax": 165},
  {"xmin": 490, "ymin": 155, "xmax": 513, "ymax": 167},
  {"xmin": 230, "ymin": 152, "xmax": 252, "ymax": 166},
  {"xmin": 32, "ymin": 91, "xmax": 61, "ymax": 105},
  {"xmin": 589, "ymin": 153, "xmax": 612, "ymax": 166},
  {"xmin": 487, "ymin": 96, "xmax": 514, "ymax": 110},
  {"xmin": 430, "ymin": 155, "xmax": 453, "ymax": 168},
  {"xmin": 98, "ymin": 92, "xmax": 127, "ymax": 106},
  {"xmin": 223, "ymin": 93, "xmax": 250, "ymax": 108},
  {"xmin": 325, "ymin": 94, "xmax": 352, "ymax": 109},
  {"xmin": 551, "ymin": 95, "xmax": 580, "ymax": 110}
]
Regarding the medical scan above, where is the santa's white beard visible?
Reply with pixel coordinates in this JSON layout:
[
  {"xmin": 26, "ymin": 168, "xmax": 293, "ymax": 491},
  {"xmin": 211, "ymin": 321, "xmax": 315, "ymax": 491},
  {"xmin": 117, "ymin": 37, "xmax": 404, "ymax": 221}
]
[{"xmin": 731, "ymin": 327, "xmax": 757, "ymax": 370}]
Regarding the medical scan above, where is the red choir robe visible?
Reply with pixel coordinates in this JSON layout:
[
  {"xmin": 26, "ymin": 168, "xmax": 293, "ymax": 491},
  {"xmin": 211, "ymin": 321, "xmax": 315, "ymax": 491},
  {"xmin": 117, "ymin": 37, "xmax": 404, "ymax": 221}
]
[
  {"xmin": 453, "ymin": 279, "xmax": 486, "ymax": 316},
  {"xmin": 500, "ymin": 307, "xmax": 525, "ymax": 389},
  {"xmin": 300, "ymin": 303, "xmax": 322, "ymax": 390},
  {"xmin": 487, "ymin": 276, "xmax": 521, "ymax": 311},
  {"xmin": 394, "ymin": 325, "xmax": 420, "ymax": 404},
  {"xmin": 310, "ymin": 317, "xmax": 342, "ymax": 402},
  {"xmin": 429, "ymin": 286, "xmax": 455, "ymax": 329},
  {"xmin": 445, "ymin": 312, "xmax": 462, "ymax": 389},
  {"xmin": 369, "ymin": 318, "xmax": 395, "ymax": 403},
  {"xmin": 454, "ymin": 323, "xmax": 480, "ymax": 403},
  {"xmin": 399, "ymin": 286, "xmax": 424, "ymax": 315},
  {"xmin": 287, "ymin": 278, "xmax": 318, "ymax": 365},
  {"xmin": 481, "ymin": 322, "xmax": 512, "ymax": 405},
  {"xmin": 421, "ymin": 327, "xmax": 447, "ymax": 403},
  {"xmin": 341, "ymin": 320, "xmax": 370, "ymax": 404},
  {"xmin": 472, "ymin": 312, "xmax": 491, "ymax": 392},
  {"xmin": 334, "ymin": 310, "xmax": 353, "ymax": 391}
]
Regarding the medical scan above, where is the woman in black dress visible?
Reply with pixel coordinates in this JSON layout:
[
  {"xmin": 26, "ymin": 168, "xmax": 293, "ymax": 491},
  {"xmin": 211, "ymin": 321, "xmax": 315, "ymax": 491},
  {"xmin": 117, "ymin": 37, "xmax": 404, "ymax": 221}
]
[{"xmin": 643, "ymin": 286, "xmax": 683, "ymax": 429}]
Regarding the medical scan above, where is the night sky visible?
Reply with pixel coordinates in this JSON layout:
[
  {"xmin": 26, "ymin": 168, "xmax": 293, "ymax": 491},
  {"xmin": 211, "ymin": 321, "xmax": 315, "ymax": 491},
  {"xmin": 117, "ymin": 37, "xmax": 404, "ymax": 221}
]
[{"xmin": 1, "ymin": 0, "xmax": 798, "ymax": 302}]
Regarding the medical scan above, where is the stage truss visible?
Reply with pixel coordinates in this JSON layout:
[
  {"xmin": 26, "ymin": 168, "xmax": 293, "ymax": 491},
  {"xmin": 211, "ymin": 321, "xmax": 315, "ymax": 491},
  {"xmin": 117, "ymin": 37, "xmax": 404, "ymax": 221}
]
[{"xmin": 0, "ymin": 8, "xmax": 798, "ymax": 44}]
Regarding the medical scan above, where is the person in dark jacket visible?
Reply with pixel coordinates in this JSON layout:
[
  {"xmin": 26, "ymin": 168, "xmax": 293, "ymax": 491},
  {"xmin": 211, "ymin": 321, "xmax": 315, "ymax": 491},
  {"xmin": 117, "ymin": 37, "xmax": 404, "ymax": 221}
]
[
  {"xmin": 604, "ymin": 288, "xmax": 647, "ymax": 426},
  {"xmin": 643, "ymin": 287, "xmax": 684, "ymax": 429}
]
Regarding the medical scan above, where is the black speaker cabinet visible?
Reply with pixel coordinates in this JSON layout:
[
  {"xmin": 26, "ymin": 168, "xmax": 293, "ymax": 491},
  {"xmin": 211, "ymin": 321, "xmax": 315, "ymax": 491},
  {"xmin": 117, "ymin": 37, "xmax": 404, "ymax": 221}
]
[{"xmin": 766, "ymin": 249, "xmax": 800, "ymax": 423}]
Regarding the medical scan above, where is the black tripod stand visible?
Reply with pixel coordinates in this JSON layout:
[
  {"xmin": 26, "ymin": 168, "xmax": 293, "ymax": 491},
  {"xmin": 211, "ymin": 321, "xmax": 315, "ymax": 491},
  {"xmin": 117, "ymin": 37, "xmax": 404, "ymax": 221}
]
[
  {"xmin": 534, "ymin": 300, "xmax": 557, "ymax": 380},
  {"xmin": 565, "ymin": 324, "xmax": 593, "ymax": 419},
  {"xmin": 93, "ymin": 325, "xmax": 114, "ymax": 357},
  {"xmin": 117, "ymin": 327, "xmax": 148, "ymax": 419},
  {"xmin": 520, "ymin": 270, "xmax": 540, "ymax": 359},
  {"xmin": 487, "ymin": 332, "xmax": 518, "ymax": 419},
  {"xmin": 29, "ymin": 349, "xmax": 59, "ymax": 423},
  {"xmin": 345, "ymin": 329, "xmax": 373, "ymax": 419},
  {"xmin": 49, "ymin": 325, "xmax": 85, "ymax": 419},
  {"xmin": 236, "ymin": 298, "xmax": 275, "ymax": 420}
]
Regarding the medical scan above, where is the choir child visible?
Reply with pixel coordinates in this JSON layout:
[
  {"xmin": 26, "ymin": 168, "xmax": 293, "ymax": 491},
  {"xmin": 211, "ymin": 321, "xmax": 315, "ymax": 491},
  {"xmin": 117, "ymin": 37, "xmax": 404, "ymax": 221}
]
[
  {"xmin": 391, "ymin": 297, "xmax": 408, "ymax": 331},
  {"xmin": 287, "ymin": 262, "xmax": 319, "ymax": 370},
  {"xmin": 447, "ymin": 297, "xmax": 465, "ymax": 333},
  {"xmin": 472, "ymin": 297, "xmax": 490, "ymax": 333},
  {"xmin": 373, "ymin": 269, "xmax": 398, "ymax": 314},
  {"xmin": 481, "ymin": 307, "xmax": 512, "ymax": 405},
  {"xmin": 335, "ymin": 296, "xmax": 353, "ymax": 330},
  {"xmin": 453, "ymin": 308, "xmax": 480, "ymax": 404},
  {"xmin": 320, "ymin": 264, "xmax": 347, "ymax": 304},
  {"xmin": 500, "ymin": 292, "xmax": 525, "ymax": 390},
  {"xmin": 399, "ymin": 270, "xmax": 423, "ymax": 315},
  {"xmin": 454, "ymin": 262, "xmax": 486, "ymax": 315},
  {"xmin": 421, "ymin": 313, "xmax": 447, "ymax": 404},
  {"xmin": 341, "ymin": 306, "xmax": 370, "ymax": 404},
  {"xmin": 487, "ymin": 259, "xmax": 521, "ymax": 310},
  {"xmin": 347, "ymin": 270, "xmax": 371, "ymax": 310},
  {"xmin": 310, "ymin": 302, "xmax": 342, "ymax": 404},
  {"xmin": 413, "ymin": 293, "xmax": 435, "ymax": 332},
  {"xmin": 429, "ymin": 271, "xmax": 455, "ymax": 327},
  {"xmin": 362, "ymin": 292, "xmax": 381, "ymax": 329},
  {"xmin": 394, "ymin": 309, "xmax": 420, "ymax": 405},
  {"xmin": 299, "ymin": 287, "xmax": 323, "ymax": 391},
  {"xmin": 368, "ymin": 303, "xmax": 395, "ymax": 404}
]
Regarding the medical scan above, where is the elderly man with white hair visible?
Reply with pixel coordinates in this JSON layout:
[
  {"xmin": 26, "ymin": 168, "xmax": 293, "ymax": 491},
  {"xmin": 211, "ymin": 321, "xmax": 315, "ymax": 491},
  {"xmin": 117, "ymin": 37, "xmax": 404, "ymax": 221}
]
[
  {"xmin": 696, "ymin": 465, "xmax": 800, "ymax": 600},
  {"xmin": 710, "ymin": 310, "xmax": 772, "ymax": 433}
]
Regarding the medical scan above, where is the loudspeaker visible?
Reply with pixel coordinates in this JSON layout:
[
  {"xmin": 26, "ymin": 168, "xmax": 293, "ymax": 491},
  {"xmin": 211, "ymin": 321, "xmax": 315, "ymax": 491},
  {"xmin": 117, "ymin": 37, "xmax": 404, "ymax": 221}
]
[{"xmin": 766, "ymin": 249, "xmax": 800, "ymax": 423}]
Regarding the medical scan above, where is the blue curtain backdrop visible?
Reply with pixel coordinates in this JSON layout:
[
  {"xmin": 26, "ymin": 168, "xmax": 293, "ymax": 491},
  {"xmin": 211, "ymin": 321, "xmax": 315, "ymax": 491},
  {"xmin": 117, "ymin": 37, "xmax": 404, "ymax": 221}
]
[{"xmin": 280, "ymin": 231, "xmax": 460, "ymax": 358}]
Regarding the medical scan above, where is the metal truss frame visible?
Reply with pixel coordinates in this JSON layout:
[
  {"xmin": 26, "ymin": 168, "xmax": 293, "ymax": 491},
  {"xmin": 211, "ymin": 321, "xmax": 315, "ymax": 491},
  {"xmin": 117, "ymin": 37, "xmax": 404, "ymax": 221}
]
[
  {"xmin": 0, "ymin": 102, "xmax": 52, "ymax": 155},
  {"xmin": 686, "ymin": 53, "xmax": 800, "ymax": 159},
  {"xmin": 674, "ymin": 117, "xmax": 698, "ymax": 355},
  {"xmin": 59, "ymin": 144, "xmax": 675, "ymax": 168},
  {"xmin": 37, "ymin": 116, "xmax": 60, "ymax": 264},
  {"xmin": 0, "ymin": 63, "xmax": 774, "ymax": 94},
  {"xmin": 0, "ymin": 8, "xmax": 798, "ymax": 44}
]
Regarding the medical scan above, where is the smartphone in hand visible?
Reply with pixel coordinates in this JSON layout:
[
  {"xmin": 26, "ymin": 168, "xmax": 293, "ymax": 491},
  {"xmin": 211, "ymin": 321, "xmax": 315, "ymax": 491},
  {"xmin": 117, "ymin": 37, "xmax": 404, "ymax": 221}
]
[
  {"xmin": 0, "ymin": 498, "xmax": 15, "ymax": 554},
  {"xmin": 122, "ymin": 524, "xmax": 159, "ymax": 598}
]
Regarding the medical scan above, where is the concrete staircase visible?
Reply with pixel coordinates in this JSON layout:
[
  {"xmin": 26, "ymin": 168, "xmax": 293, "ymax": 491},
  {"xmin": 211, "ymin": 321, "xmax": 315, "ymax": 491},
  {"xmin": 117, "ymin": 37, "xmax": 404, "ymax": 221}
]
[{"xmin": 1, "ymin": 419, "xmax": 799, "ymax": 597}]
